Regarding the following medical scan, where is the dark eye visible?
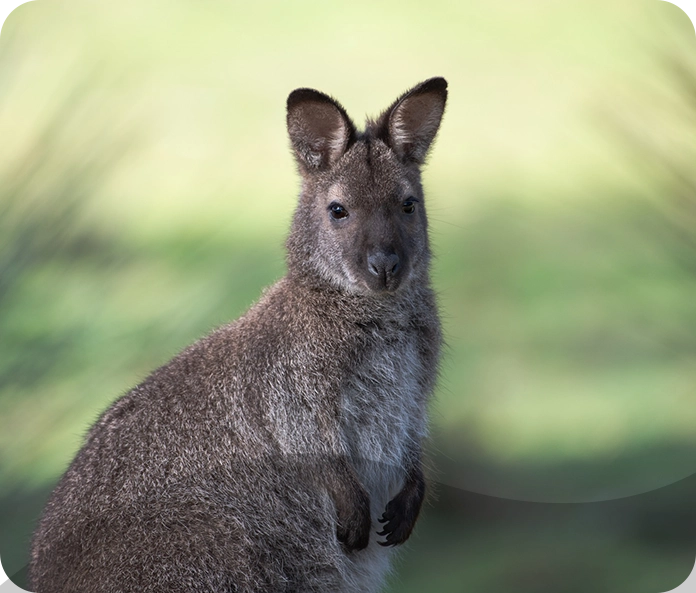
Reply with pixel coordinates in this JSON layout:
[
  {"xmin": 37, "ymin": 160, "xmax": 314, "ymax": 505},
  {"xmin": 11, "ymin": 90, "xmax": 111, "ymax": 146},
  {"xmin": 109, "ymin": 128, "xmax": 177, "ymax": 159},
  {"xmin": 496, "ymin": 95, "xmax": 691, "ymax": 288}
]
[
  {"xmin": 402, "ymin": 199, "xmax": 417, "ymax": 214},
  {"xmin": 329, "ymin": 202, "xmax": 349, "ymax": 220}
]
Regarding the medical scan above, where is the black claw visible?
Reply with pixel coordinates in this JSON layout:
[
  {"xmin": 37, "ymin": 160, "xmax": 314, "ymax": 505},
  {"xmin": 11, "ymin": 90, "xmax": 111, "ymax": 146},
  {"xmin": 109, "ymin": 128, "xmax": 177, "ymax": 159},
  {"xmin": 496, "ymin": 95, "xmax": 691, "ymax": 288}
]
[{"xmin": 374, "ymin": 466, "xmax": 426, "ymax": 547}]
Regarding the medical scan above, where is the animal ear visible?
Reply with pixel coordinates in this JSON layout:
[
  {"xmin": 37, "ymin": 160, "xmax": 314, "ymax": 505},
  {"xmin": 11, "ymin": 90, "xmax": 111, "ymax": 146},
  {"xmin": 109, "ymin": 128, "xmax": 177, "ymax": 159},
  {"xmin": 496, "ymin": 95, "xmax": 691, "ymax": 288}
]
[
  {"xmin": 377, "ymin": 77, "xmax": 447, "ymax": 165},
  {"xmin": 287, "ymin": 88, "xmax": 356, "ymax": 172}
]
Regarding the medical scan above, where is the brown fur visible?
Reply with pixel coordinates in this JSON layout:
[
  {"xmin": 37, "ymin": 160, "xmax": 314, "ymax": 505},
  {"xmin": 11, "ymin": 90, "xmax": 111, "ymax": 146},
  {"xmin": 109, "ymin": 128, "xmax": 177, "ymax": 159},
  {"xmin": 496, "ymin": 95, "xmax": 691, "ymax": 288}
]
[{"xmin": 29, "ymin": 77, "xmax": 447, "ymax": 593}]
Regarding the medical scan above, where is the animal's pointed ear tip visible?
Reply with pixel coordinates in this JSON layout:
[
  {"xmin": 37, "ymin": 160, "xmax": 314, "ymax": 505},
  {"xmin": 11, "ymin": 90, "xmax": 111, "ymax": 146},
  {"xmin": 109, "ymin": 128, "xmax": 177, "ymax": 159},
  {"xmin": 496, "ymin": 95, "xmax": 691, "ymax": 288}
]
[
  {"xmin": 286, "ymin": 88, "xmax": 329, "ymax": 110},
  {"xmin": 421, "ymin": 77, "xmax": 448, "ymax": 94}
]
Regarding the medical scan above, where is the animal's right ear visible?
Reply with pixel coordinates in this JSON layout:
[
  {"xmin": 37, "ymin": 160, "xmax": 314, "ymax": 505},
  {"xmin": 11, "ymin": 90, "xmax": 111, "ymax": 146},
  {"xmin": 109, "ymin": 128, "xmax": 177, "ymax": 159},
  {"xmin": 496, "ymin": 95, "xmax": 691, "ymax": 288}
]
[{"xmin": 287, "ymin": 89, "xmax": 356, "ymax": 173}]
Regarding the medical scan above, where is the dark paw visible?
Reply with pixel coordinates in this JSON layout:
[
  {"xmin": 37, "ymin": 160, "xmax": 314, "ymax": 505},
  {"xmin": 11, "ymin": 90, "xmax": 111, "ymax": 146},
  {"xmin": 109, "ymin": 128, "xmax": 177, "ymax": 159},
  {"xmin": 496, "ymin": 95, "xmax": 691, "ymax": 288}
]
[
  {"xmin": 377, "ymin": 498, "xmax": 414, "ymax": 546},
  {"xmin": 336, "ymin": 486, "xmax": 371, "ymax": 552},
  {"xmin": 377, "ymin": 471, "xmax": 425, "ymax": 547}
]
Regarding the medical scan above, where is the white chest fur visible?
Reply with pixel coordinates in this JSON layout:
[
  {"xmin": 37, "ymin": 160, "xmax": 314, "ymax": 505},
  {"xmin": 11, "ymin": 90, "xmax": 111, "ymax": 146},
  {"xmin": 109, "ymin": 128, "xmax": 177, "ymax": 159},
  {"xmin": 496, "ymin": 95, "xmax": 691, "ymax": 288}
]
[{"xmin": 340, "ymin": 331, "xmax": 426, "ymax": 517}]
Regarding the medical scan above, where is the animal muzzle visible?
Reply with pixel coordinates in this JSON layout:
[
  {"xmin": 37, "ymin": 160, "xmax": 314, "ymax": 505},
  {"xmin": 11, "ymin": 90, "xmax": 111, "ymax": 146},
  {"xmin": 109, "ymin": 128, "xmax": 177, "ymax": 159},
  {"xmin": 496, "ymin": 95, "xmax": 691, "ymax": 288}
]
[{"xmin": 366, "ymin": 250, "xmax": 403, "ymax": 292}]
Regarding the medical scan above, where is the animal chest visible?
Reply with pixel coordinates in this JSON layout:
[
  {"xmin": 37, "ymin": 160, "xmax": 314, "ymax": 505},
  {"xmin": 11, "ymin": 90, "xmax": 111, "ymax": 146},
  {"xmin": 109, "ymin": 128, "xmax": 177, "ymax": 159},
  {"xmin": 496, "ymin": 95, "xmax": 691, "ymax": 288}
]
[{"xmin": 339, "ymin": 327, "xmax": 427, "ymax": 514}]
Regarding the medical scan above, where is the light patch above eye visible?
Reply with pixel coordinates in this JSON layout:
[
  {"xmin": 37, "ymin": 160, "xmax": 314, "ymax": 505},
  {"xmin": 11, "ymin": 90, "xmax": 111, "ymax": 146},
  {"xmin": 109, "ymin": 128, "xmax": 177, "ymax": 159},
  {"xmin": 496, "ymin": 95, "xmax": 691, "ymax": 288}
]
[
  {"xmin": 327, "ymin": 182, "xmax": 348, "ymax": 207},
  {"xmin": 398, "ymin": 181, "xmax": 416, "ymax": 197}
]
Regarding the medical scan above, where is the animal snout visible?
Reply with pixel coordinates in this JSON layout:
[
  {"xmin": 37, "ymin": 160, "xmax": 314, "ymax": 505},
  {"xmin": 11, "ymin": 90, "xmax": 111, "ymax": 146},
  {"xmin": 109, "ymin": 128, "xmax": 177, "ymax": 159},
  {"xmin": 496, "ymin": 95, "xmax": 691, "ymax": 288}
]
[{"xmin": 367, "ymin": 251, "xmax": 401, "ymax": 290}]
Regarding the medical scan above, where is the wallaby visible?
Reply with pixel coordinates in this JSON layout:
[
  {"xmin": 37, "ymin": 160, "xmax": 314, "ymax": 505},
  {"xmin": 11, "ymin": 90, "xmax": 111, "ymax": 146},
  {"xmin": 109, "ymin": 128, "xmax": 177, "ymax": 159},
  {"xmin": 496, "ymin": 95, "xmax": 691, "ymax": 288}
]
[{"xmin": 29, "ymin": 77, "xmax": 447, "ymax": 593}]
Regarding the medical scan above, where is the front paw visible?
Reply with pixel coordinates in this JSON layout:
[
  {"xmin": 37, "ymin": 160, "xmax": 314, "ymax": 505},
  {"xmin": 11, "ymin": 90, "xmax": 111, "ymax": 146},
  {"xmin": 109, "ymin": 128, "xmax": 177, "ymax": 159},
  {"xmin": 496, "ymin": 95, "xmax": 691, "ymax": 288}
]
[
  {"xmin": 336, "ymin": 485, "xmax": 371, "ymax": 552},
  {"xmin": 378, "ymin": 470, "xmax": 426, "ymax": 547}
]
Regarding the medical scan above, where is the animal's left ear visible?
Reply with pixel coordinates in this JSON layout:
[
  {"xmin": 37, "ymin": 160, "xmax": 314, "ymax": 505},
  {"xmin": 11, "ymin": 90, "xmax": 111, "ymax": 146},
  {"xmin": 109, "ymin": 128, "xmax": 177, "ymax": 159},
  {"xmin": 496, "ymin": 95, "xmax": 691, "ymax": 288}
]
[{"xmin": 377, "ymin": 77, "xmax": 448, "ymax": 165}]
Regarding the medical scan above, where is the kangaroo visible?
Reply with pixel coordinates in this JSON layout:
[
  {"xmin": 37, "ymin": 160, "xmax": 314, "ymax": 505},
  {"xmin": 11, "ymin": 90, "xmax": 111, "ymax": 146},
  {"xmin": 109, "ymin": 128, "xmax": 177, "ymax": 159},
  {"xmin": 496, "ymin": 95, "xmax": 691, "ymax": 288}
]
[{"xmin": 29, "ymin": 77, "xmax": 447, "ymax": 593}]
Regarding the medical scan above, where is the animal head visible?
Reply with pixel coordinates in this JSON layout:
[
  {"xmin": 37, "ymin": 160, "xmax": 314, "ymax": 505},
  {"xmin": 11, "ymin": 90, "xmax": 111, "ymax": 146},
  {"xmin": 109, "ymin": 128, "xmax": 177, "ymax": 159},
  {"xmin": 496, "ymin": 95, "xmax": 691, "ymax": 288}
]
[{"xmin": 285, "ymin": 77, "xmax": 447, "ymax": 295}]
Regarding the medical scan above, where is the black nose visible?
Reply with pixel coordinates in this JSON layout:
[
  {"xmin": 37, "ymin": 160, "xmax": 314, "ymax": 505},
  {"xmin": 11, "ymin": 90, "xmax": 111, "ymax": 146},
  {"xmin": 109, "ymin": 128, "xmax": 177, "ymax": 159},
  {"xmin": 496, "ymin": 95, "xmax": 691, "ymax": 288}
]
[{"xmin": 367, "ymin": 252, "xmax": 400, "ymax": 281}]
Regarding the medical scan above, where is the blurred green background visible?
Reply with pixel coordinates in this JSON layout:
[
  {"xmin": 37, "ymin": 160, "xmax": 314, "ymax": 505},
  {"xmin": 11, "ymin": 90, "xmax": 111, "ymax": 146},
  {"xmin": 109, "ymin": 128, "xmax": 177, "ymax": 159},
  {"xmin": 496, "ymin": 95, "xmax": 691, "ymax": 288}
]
[{"xmin": 1, "ymin": 0, "xmax": 696, "ymax": 591}]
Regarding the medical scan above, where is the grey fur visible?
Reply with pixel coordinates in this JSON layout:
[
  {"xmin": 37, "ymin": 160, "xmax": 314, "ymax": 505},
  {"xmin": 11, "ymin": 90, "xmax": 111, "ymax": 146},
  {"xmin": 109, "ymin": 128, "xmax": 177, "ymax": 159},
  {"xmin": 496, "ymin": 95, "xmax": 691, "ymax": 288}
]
[{"xmin": 29, "ymin": 77, "xmax": 447, "ymax": 593}]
